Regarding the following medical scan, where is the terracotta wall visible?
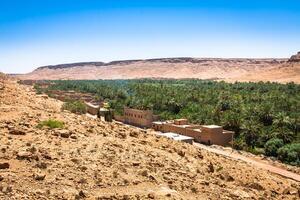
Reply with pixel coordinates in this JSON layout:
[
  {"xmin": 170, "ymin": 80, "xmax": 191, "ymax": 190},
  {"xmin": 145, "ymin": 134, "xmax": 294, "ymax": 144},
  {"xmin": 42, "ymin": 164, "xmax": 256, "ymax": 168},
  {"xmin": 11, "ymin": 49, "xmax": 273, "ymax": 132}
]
[
  {"xmin": 114, "ymin": 114, "xmax": 125, "ymax": 122},
  {"xmin": 124, "ymin": 108, "xmax": 154, "ymax": 128}
]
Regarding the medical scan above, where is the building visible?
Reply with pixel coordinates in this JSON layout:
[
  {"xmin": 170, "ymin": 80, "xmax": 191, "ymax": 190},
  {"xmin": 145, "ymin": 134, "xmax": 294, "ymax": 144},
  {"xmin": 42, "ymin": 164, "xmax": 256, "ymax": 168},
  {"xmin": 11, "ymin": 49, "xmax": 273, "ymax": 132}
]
[
  {"xmin": 85, "ymin": 102, "xmax": 100, "ymax": 116},
  {"xmin": 157, "ymin": 132, "xmax": 194, "ymax": 144},
  {"xmin": 152, "ymin": 119, "xmax": 234, "ymax": 146},
  {"xmin": 98, "ymin": 108, "xmax": 113, "ymax": 122},
  {"xmin": 123, "ymin": 107, "xmax": 159, "ymax": 128}
]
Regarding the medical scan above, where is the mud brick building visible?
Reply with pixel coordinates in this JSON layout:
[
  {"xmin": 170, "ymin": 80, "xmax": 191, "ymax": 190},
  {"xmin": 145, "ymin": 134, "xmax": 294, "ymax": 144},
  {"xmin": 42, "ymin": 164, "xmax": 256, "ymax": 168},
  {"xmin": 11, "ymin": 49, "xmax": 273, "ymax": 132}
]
[
  {"xmin": 152, "ymin": 119, "xmax": 234, "ymax": 146},
  {"xmin": 122, "ymin": 107, "xmax": 159, "ymax": 128}
]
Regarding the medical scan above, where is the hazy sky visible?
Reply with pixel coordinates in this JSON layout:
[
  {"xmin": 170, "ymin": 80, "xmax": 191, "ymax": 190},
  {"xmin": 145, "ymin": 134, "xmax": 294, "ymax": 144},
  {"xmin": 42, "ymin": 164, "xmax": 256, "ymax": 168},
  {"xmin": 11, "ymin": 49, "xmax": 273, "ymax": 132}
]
[{"xmin": 1, "ymin": 0, "xmax": 300, "ymax": 73}]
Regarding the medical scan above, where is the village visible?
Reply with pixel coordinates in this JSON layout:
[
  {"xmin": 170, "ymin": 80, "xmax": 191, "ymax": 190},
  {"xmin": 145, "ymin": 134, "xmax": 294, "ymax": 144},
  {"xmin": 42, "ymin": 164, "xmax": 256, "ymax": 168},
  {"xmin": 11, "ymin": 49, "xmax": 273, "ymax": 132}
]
[{"xmin": 19, "ymin": 80, "xmax": 235, "ymax": 147}]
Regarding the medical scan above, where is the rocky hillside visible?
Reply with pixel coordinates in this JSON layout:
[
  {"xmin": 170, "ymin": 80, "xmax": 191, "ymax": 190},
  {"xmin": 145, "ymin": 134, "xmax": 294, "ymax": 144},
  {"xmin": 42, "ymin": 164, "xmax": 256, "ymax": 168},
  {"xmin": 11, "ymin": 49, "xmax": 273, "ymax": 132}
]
[
  {"xmin": 16, "ymin": 56, "xmax": 300, "ymax": 83},
  {"xmin": 1, "ymin": 76, "xmax": 299, "ymax": 199},
  {"xmin": 289, "ymin": 52, "xmax": 300, "ymax": 62}
]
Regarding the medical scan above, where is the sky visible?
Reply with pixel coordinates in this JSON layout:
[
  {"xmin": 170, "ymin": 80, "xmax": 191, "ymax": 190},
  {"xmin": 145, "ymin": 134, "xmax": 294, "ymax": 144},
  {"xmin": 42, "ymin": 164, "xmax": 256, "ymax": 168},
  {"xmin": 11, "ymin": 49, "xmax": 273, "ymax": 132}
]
[{"xmin": 0, "ymin": 0, "xmax": 300, "ymax": 73}]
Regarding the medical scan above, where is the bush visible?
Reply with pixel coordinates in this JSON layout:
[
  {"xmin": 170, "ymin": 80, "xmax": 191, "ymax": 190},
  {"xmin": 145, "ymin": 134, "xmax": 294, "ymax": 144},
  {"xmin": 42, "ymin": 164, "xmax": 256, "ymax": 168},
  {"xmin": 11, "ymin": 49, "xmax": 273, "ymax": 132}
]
[
  {"xmin": 264, "ymin": 138, "xmax": 284, "ymax": 157},
  {"xmin": 249, "ymin": 147, "xmax": 265, "ymax": 155},
  {"xmin": 37, "ymin": 119, "xmax": 64, "ymax": 129},
  {"xmin": 62, "ymin": 100, "xmax": 86, "ymax": 114},
  {"xmin": 277, "ymin": 143, "xmax": 300, "ymax": 166}
]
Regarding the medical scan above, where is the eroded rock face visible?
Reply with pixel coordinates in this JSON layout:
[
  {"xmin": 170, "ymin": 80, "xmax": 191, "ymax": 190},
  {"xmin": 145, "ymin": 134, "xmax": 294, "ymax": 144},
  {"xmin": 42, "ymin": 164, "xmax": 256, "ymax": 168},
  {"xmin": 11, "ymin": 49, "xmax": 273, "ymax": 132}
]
[
  {"xmin": 0, "ymin": 79, "xmax": 299, "ymax": 199},
  {"xmin": 289, "ymin": 52, "xmax": 300, "ymax": 62}
]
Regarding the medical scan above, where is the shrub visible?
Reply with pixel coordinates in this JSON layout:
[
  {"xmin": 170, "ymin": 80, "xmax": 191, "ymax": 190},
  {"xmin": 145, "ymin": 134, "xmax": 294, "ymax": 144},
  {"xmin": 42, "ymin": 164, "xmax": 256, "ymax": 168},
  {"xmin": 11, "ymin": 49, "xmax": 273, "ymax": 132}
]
[
  {"xmin": 264, "ymin": 138, "xmax": 284, "ymax": 157},
  {"xmin": 37, "ymin": 119, "xmax": 64, "ymax": 129},
  {"xmin": 277, "ymin": 143, "xmax": 300, "ymax": 166},
  {"xmin": 249, "ymin": 147, "xmax": 265, "ymax": 155},
  {"xmin": 62, "ymin": 100, "xmax": 86, "ymax": 114}
]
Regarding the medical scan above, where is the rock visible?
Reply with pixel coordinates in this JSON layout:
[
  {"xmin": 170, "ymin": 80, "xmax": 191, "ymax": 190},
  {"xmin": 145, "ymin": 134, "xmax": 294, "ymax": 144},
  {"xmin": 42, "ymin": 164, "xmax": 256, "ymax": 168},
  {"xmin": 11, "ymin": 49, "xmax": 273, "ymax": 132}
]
[
  {"xmin": 34, "ymin": 173, "xmax": 46, "ymax": 181},
  {"xmin": 0, "ymin": 175, "xmax": 3, "ymax": 181},
  {"xmin": 247, "ymin": 182, "xmax": 264, "ymax": 191},
  {"xmin": 282, "ymin": 187, "xmax": 298, "ymax": 195},
  {"xmin": 1, "ymin": 185, "xmax": 12, "ymax": 193},
  {"xmin": 36, "ymin": 162, "xmax": 47, "ymax": 169},
  {"xmin": 207, "ymin": 162, "xmax": 214, "ymax": 173},
  {"xmin": 75, "ymin": 190, "xmax": 86, "ymax": 199},
  {"xmin": 57, "ymin": 130, "xmax": 70, "ymax": 138},
  {"xmin": 129, "ymin": 131, "xmax": 139, "ymax": 138},
  {"xmin": 70, "ymin": 135, "xmax": 77, "ymax": 139},
  {"xmin": 148, "ymin": 193, "xmax": 155, "ymax": 199},
  {"xmin": 177, "ymin": 150, "xmax": 185, "ymax": 157},
  {"xmin": 17, "ymin": 151, "xmax": 39, "ymax": 161},
  {"xmin": 0, "ymin": 162, "xmax": 9, "ymax": 169},
  {"xmin": 9, "ymin": 128, "xmax": 26, "ymax": 135},
  {"xmin": 219, "ymin": 172, "xmax": 234, "ymax": 182},
  {"xmin": 140, "ymin": 170, "xmax": 148, "ymax": 177}
]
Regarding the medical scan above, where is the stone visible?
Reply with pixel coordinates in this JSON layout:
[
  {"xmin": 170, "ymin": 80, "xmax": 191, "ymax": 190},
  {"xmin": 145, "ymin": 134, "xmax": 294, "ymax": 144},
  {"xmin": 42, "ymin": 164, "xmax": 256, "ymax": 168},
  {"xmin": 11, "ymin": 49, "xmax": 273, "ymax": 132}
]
[
  {"xmin": 57, "ymin": 130, "xmax": 70, "ymax": 138},
  {"xmin": 177, "ymin": 150, "xmax": 185, "ymax": 157},
  {"xmin": 0, "ymin": 175, "xmax": 4, "ymax": 181},
  {"xmin": 17, "ymin": 151, "xmax": 39, "ymax": 161},
  {"xmin": 0, "ymin": 162, "xmax": 9, "ymax": 169},
  {"xmin": 247, "ymin": 182, "xmax": 264, "ymax": 191},
  {"xmin": 9, "ymin": 128, "xmax": 26, "ymax": 135},
  {"xmin": 207, "ymin": 162, "xmax": 214, "ymax": 173},
  {"xmin": 219, "ymin": 172, "xmax": 234, "ymax": 182},
  {"xmin": 36, "ymin": 162, "xmax": 47, "ymax": 169},
  {"xmin": 34, "ymin": 173, "xmax": 46, "ymax": 181},
  {"xmin": 148, "ymin": 193, "xmax": 155, "ymax": 199}
]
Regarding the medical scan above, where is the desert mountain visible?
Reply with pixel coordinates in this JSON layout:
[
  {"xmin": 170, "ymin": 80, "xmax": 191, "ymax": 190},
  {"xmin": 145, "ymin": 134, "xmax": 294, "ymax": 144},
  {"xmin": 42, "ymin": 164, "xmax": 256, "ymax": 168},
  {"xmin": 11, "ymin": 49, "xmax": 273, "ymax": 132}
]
[
  {"xmin": 17, "ymin": 56, "xmax": 300, "ymax": 83},
  {"xmin": 1, "ymin": 74, "xmax": 300, "ymax": 199}
]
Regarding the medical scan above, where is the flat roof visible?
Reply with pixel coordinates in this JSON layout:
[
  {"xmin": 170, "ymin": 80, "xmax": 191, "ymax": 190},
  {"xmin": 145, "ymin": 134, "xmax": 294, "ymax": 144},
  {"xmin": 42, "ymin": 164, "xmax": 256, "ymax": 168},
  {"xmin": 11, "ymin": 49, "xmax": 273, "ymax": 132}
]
[
  {"xmin": 157, "ymin": 132, "xmax": 194, "ymax": 141},
  {"xmin": 85, "ymin": 102, "xmax": 99, "ymax": 108},
  {"xmin": 152, "ymin": 121, "xmax": 164, "ymax": 125},
  {"xmin": 174, "ymin": 119, "xmax": 188, "ymax": 121},
  {"xmin": 202, "ymin": 125, "xmax": 222, "ymax": 128}
]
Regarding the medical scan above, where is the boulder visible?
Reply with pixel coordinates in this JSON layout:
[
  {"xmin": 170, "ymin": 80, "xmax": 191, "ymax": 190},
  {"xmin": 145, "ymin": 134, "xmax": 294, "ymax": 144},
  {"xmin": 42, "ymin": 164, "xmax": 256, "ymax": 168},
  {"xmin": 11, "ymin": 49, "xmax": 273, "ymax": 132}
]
[
  {"xmin": 56, "ymin": 130, "xmax": 71, "ymax": 138},
  {"xmin": 0, "ymin": 163, "xmax": 9, "ymax": 169},
  {"xmin": 34, "ymin": 173, "xmax": 46, "ymax": 181},
  {"xmin": 9, "ymin": 128, "xmax": 26, "ymax": 135},
  {"xmin": 17, "ymin": 151, "xmax": 39, "ymax": 161}
]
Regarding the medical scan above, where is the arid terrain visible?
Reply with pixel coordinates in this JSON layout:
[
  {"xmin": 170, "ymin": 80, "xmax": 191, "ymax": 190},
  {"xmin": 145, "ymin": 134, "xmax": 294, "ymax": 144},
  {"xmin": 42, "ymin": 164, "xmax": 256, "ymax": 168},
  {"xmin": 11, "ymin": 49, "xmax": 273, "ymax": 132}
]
[
  {"xmin": 1, "ymin": 74, "xmax": 300, "ymax": 199},
  {"xmin": 16, "ymin": 52, "xmax": 300, "ymax": 83}
]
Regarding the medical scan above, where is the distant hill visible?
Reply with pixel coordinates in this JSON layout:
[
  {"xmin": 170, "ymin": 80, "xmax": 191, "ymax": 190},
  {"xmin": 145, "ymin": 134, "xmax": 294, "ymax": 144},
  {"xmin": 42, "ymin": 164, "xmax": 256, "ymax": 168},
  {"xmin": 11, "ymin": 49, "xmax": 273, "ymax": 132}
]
[
  {"xmin": 16, "ymin": 55, "xmax": 300, "ymax": 83},
  {"xmin": 289, "ymin": 52, "xmax": 300, "ymax": 62}
]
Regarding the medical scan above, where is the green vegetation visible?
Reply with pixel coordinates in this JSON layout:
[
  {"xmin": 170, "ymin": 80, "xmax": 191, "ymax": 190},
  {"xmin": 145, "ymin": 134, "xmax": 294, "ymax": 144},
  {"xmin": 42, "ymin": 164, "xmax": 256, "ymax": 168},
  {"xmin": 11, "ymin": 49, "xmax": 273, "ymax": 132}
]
[
  {"xmin": 62, "ymin": 100, "xmax": 87, "ymax": 114},
  {"xmin": 40, "ymin": 79, "xmax": 299, "ymax": 165},
  {"xmin": 264, "ymin": 138, "xmax": 284, "ymax": 157},
  {"xmin": 37, "ymin": 119, "xmax": 64, "ymax": 129},
  {"xmin": 277, "ymin": 143, "xmax": 300, "ymax": 166}
]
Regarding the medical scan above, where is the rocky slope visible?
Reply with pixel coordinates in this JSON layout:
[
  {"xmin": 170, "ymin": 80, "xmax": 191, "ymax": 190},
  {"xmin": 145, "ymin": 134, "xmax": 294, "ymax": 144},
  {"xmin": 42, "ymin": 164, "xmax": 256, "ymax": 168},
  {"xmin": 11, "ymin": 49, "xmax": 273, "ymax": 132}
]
[
  {"xmin": 289, "ymin": 52, "xmax": 300, "ymax": 62},
  {"xmin": 16, "ymin": 57, "xmax": 300, "ymax": 83},
  {"xmin": 0, "ymin": 77, "xmax": 299, "ymax": 199}
]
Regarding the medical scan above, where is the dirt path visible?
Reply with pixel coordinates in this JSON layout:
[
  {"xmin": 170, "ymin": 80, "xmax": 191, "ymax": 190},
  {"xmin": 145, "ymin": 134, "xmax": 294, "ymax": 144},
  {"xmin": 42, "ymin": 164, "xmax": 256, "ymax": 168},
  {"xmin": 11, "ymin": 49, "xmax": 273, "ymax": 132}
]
[{"xmin": 194, "ymin": 143, "xmax": 300, "ymax": 182}]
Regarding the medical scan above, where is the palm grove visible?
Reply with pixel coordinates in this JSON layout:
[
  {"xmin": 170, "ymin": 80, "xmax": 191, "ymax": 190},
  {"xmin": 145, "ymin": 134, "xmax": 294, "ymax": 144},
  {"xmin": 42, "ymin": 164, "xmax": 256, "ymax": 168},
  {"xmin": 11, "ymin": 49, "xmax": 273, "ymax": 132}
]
[{"xmin": 37, "ymin": 79, "xmax": 300, "ymax": 166}]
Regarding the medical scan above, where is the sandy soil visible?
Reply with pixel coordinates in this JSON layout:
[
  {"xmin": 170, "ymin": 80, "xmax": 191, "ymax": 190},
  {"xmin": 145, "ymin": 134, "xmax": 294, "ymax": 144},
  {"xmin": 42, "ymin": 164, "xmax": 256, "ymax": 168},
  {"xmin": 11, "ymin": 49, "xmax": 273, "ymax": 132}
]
[{"xmin": 0, "ymin": 77, "xmax": 299, "ymax": 199}]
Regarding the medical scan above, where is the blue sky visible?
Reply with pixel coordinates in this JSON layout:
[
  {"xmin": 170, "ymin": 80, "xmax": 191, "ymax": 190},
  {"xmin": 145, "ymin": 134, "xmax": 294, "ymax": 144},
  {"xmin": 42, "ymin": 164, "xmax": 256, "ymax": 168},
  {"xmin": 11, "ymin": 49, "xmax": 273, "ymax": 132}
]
[{"xmin": 1, "ymin": 0, "xmax": 300, "ymax": 73}]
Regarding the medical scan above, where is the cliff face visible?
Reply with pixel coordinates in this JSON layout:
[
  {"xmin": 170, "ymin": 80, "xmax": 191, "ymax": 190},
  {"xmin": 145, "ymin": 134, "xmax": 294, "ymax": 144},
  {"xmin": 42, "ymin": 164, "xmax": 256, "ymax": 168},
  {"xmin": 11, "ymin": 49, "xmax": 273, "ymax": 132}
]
[
  {"xmin": 17, "ymin": 57, "xmax": 300, "ymax": 83},
  {"xmin": 0, "ymin": 78, "xmax": 299, "ymax": 199}
]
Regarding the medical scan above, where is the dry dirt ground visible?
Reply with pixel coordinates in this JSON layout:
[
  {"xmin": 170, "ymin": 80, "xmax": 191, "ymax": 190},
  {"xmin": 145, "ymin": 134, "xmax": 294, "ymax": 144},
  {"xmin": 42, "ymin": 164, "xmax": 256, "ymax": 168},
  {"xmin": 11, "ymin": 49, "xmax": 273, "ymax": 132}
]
[
  {"xmin": 17, "ymin": 58, "xmax": 300, "ymax": 83},
  {"xmin": 0, "ymin": 78, "xmax": 300, "ymax": 199}
]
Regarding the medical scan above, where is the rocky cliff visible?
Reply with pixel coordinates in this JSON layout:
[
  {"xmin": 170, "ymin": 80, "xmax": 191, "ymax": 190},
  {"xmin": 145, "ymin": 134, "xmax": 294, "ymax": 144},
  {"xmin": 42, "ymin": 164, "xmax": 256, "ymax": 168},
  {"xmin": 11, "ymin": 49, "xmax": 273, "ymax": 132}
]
[{"xmin": 16, "ymin": 57, "xmax": 300, "ymax": 83}]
